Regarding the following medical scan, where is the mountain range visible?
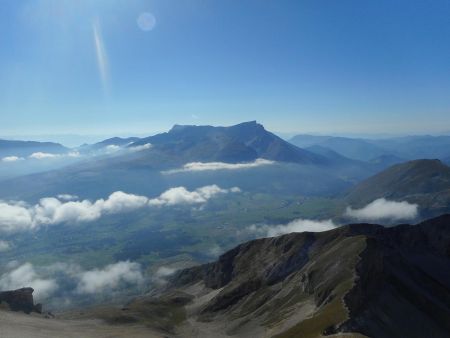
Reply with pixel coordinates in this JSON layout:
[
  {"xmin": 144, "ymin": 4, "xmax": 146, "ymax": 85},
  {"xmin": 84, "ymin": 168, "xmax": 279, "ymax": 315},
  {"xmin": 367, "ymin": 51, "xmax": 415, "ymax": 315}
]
[
  {"xmin": 0, "ymin": 122, "xmax": 376, "ymax": 200},
  {"xmin": 289, "ymin": 134, "xmax": 450, "ymax": 163}
]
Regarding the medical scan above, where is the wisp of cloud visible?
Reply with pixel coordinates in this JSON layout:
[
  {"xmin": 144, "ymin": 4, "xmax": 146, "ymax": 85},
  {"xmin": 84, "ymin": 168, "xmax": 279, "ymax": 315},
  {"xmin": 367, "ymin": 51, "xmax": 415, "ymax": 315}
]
[{"xmin": 345, "ymin": 198, "xmax": 418, "ymax": 221}]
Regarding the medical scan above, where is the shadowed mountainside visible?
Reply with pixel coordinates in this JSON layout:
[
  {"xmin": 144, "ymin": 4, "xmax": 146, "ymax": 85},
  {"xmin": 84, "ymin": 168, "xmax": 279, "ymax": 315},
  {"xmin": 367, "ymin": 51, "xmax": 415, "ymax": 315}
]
[
  {"xmin": 346, "ymin": 159, "xmax": 450, "ymax": 217},
  {"xmin": 83, "ymin": 215, "xmax": 450, "ymax": 338}
]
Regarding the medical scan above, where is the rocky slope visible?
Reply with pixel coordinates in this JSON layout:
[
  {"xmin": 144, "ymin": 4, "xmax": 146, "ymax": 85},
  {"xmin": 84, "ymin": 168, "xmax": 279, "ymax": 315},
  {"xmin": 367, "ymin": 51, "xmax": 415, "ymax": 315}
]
[
  {"xmin": 138, "ymin": 215, "xmax": 450, "ymax": 337},
  {"xmin": 8, "ymin": 216, "xmax": 448, "ymax": 337}
]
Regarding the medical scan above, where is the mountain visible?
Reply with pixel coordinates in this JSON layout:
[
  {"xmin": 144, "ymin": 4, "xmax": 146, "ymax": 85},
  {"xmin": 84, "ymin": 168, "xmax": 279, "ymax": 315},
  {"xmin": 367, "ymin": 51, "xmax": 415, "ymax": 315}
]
[
  {"xmin": 289, "ymin": 135, "xmax": 389, "ymax": 162},
  {"xmin": 130, "ymin": 121, "xmax": 326, "ymax": 165},
  {"xmin": 289, "ymin": 134, "xmax": 450, "ymax": 163},
  {"xmin": 78, "ymin": 137, "xmax": 141, "ymax": 153},
  {"xmin": 0, "ymin": 139, "xmax": 68, "ymax": 158},
  {"xmin": 86, "ymin": 215, "xmax": 450, "ymax": 338},
  {"xmin": 370, "ymin": 135, "xmax": 450, "ymax": 160},
  {"xmin": 273, "ymin": 134, "xmax": 333, "ymax": 149},
  {"xmin": 346, "ymin": 159, "xmax": 450, "ymax": 217},
  {"xmin": 0, "ymin": 122, "xmax": 362, "ymax": 201},
  {"xmin": 367, "ymin": 153, "xmax": 404, "ymax": 170},
  {"xmin": 441, "ymin": 156, "xmax": 450, "ymax": 166}
]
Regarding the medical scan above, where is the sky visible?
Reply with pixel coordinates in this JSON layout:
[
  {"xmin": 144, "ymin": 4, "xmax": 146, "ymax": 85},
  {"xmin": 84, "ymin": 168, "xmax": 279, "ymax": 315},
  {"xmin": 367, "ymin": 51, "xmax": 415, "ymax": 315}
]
[{"xmin": 1, "ymin": 0, "xmax": 450, "ymax": 143}]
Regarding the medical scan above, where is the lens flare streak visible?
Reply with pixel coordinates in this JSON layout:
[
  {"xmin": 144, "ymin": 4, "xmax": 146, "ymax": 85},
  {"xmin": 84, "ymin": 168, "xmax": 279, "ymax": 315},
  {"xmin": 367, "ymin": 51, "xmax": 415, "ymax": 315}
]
[{"xmin": 93, "ymin": 19, "xmax": 109, "ymax": 96}]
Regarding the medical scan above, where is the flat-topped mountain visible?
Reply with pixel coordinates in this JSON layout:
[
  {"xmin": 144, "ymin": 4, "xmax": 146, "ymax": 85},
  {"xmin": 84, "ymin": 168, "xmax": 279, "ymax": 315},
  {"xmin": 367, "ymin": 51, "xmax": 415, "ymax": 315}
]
[{"xmin": 130, "ymin": 121, "xmax": 325, "ymax": 165}]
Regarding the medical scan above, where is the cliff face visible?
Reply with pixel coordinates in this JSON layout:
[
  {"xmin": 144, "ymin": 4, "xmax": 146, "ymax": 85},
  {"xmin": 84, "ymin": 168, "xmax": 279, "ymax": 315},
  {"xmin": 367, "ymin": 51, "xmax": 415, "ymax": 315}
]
[
  {"xmin": 166, "ymin": 215, "xmax": 450, "ymax": 337},
  {"xmin": 0, "ymin": 287, "xmax": 42, "ymax": 314}
]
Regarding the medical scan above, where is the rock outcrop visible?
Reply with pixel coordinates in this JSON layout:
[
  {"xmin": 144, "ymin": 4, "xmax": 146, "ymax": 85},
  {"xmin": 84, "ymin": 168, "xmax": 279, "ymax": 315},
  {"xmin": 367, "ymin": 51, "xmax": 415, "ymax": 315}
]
[{"xmin": 0, "ymin": 287, "xmax": 42, "ymax": 314}]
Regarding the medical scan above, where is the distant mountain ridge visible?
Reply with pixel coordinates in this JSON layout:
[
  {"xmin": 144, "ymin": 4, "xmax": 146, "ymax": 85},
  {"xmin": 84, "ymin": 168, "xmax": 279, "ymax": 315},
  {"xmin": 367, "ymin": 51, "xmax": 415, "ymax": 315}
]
[
  {"xmin": 0, "ymin": 139, "xmax": 68, "ymax": 158},
  {"xmin": 289, "ymin": 133, "xmax": 450, "ymax": 163}
]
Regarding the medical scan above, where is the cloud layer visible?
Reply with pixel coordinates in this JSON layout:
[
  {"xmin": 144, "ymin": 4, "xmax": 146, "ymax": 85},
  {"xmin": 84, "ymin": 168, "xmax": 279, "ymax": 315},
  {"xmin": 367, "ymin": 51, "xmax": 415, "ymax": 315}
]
[
  {"xmin": 0, "ymin": 261, "xmax": 143, "ymax": 301},
  {"xmin": 345, "ymin": 198, "xmax": 419, "ymax": 221},
  {"xmin": 0, "ymin": 240, "xmax": 11, "ymax": 252},
  {"xmin": 163, "ymin": 158, "xmax": 275, "ymax": 174},
  {"xmin": 76, "ymin": 261, "xmax": 143, "ymax": 294},
  {"xmin": 0, "ymin": 263, "xmax": 57, "ymax": 299},
  {"xmin": 0, "ymin": 185, "xmax": 240, "ymax": 232},
  {"xmin": 1, "ymin": 156, "xmax": 24, "ymax": 162},
  {"xmin": 245, "ymin": 218, "xmax": 337, "ymax": 238},
  {"xmin": 148, "ymin": 185, "xmax": 240, "ymax": 206}
]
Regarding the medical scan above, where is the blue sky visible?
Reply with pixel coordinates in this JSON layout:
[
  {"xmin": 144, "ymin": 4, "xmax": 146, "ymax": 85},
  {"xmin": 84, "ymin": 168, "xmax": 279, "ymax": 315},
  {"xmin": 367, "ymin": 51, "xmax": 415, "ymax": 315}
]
[{"xmin": 1, "ymin": 0, "xmax": 450, "ymax": 142}]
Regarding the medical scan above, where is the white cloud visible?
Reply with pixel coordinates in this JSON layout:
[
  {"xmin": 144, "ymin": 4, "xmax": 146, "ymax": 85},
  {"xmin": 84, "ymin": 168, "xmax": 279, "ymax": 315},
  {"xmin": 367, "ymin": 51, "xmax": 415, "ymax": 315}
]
[
  {"xmin": 208, "ymin": 244, "xmax": 223, "ymax": 257},
  {"xmin": 67, "ymin": 151, "xmax": 81, "ymax": 158},
  {"xmin": 0, "ymin": 260, "xmax": 144, "ymax": 301},
  {"xmin": 1, "ymin": 156, "xmax": 24, "ymax": 162},
  {"xmin": 129, "ymin": 143, "xmax": 152, "ymax": 152},
  {"xmin": 29, "ymin": 152, "xmax": 59, "ymax": 159},
  {"xmin": 0, "ymin": 192, "xmax": 147, "ymax": 232},
  {"xmin": 105, "ymin": 144, "xmax": 121, "ymax": 153},
  {"xmin": 148, "ymin": 185, "xmax": 240, "ymax": 206},
  {"xmin": 0, "ymin": 240, "xmax": 11, "ymax": 252},
  {"xmin": 0, "ymin": 186, "xmax": 239, "ymax": 232},
  {"xmin": 76, "ymin": 261, "xmax": 143, "ymax": 294},
  {"xmin": 0, "ymin": 263, "xmax": 58, "ymax": 300},
  {"xmin": 345, "ymin": 198, "xmax": 419, "ymax": 222},
  {"xmin": 28, "ymin": 152, "xmax": 81, "ymax": 160},
  {"xmin": 152, "ymin": 266, "xmax": 177, "ymax": 286},
  {"xmin": 0, "ymin": 202, "xmax": 34, "ymax": 232},
  {"xmin": 245, "ymin": 218, "xmax": 337, "ymax": 238},
  {"xmin": 56, "ymin": 194, "xmax": 79, "ymax": 201},
  {"xmin": 163, "ymin": 158, "xmax": 275, "ymax": 174}
]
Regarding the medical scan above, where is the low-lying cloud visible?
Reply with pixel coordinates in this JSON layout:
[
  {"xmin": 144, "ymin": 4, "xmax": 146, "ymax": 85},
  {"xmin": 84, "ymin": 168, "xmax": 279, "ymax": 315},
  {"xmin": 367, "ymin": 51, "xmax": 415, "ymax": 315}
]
[
  {"xmin": 0, "ymin": 263, "xmax": 58, "ymax": 300},
  {"xmin": 29, "ymin": 152, "xmax": 59, "ymax": 159},
  {"xmin": 27, "ymin": 152, "xmax": 81, "ymax": 160},
  {"xmin": 163, "ymin": 158, "xmax": 275, "ymax": 174},
  {"xmin": 129, "ymin": 143, "xmax": 152, "ymax": 152},
  {"xmin": 345, "ymin": 198, "xmax": 419, "ymax": 222},
  {"xmin": 245, "ymin": 218, "xmax": 337, "ymax": 238},
  {"xmin": 152, "ymin": 266, "xmax": 177, "ymax": 286},
  {"xmin": 0, "ymin": 185, "xmax": 240, "ymax": 232},
  {"xmin": 345, "ymin": 198, "xmax": 419, "ymax": 221},
  {"xmin": 56, "ymin": 194, "xmax": 79, "ymax": 201},
  {"xmin": 148, "ymin": 185, "xmax": 240, "ymax": 206},
  {"xmin": 0, "ymin": 261, "xmax": 144, "ymax": 301},
  {"xmin": 0, "ymin": 240, "xmax": 11, "ymax": 252},
  {"xmin": 75, "ymin": 261, "xmax": 143, "ymax": 294},
  {"xmin": 1, "ymin": 156, "xmax": 24, "ymax": 162}
]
